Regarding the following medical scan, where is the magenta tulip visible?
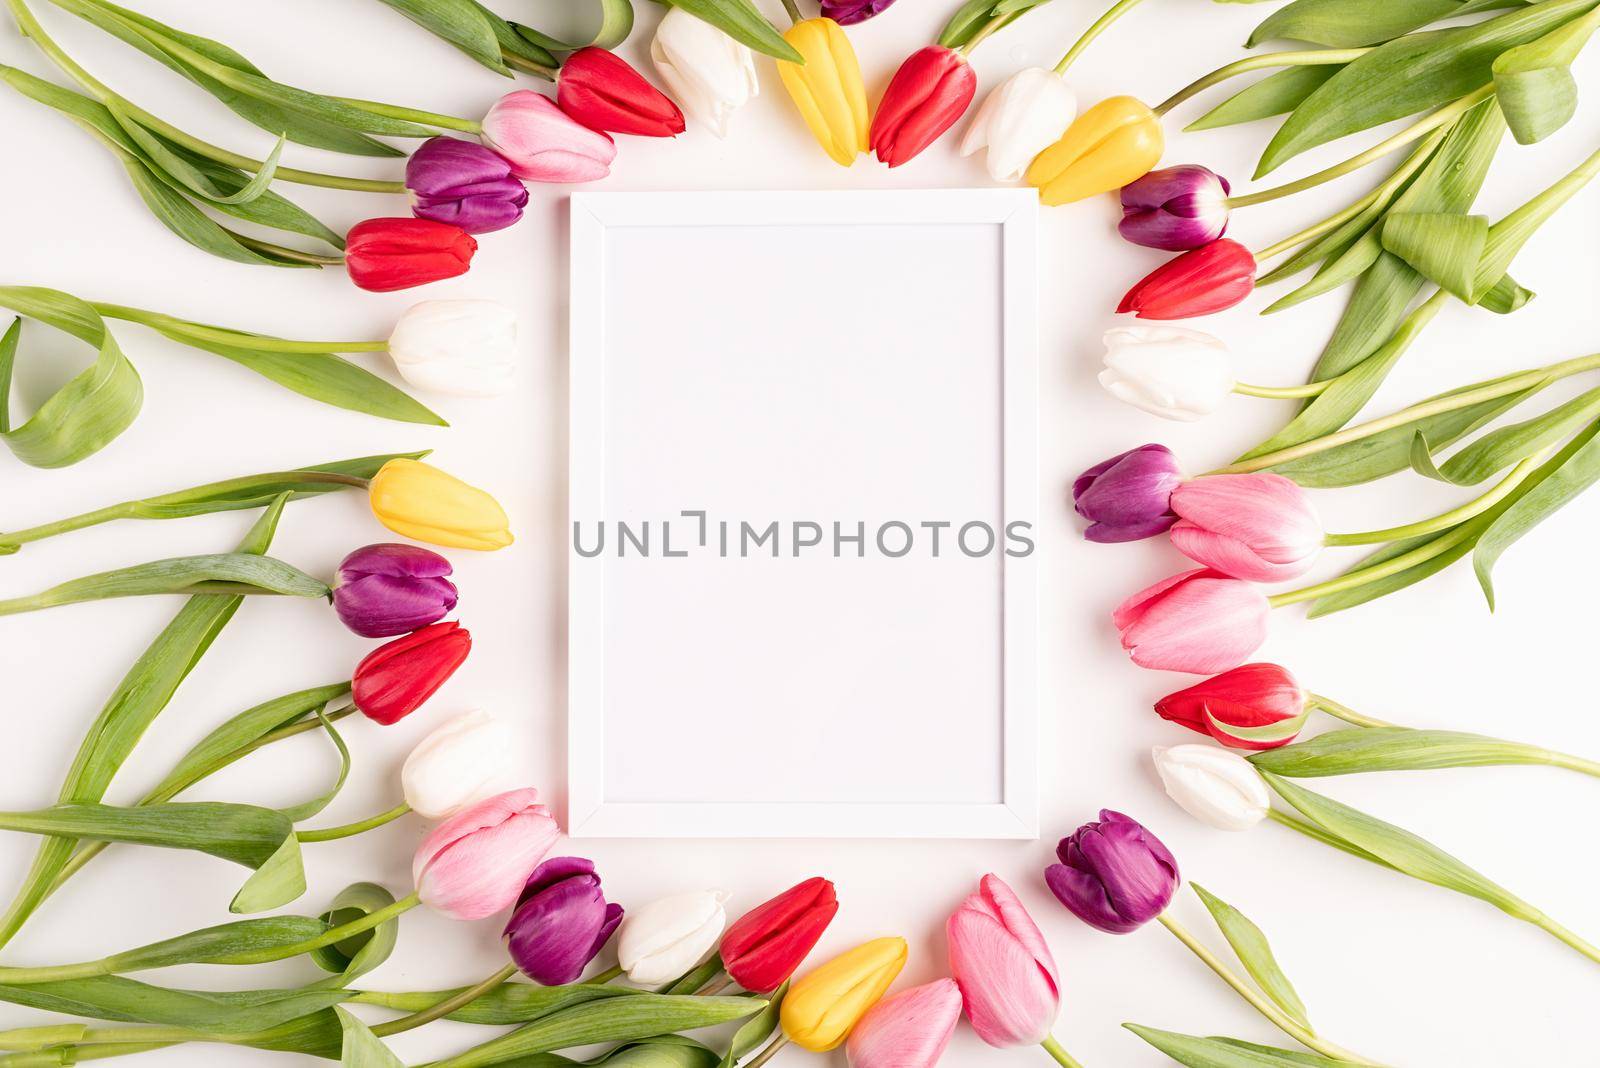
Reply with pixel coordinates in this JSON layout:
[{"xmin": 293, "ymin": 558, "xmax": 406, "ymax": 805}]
[
  {"xmin": 846, "ymin": 979, "xmax": 963, "ymax": 1068},
  {"xmin": 946, "ymin": 875, "xmax": 1059, "ymax": 1048},
  {"xmin": 1169, "ymin": 473, "xmax": 1323, "ymax": 582},
  {"xmin": 503, "ymin": 857, "xmax": 624, "ymax": 984},
  {"xmin": 1073, "ymin": 444, "xmax": 1183, "ymax": 543},
  {"xmin": 405, "ymin": 136, "xmax": 529, "ymax": 234},
  {"xmin": 1113, "ymin": 568, "xmax": 1270, "ymax": 674},
  {"xmin": 332, "ymin": 543, "xmax": 457, "ymax": 638},
  {"xmin": 1119, "ymin": 165, "xmax": 1232, "ymax": 251},
  {"xmin": 1047, "ymin": 810, "xmax": 1179, "ymax": 934},
  {"xmin": 413, "ymin": 788, "xmax": 560, "ymax": 920}
]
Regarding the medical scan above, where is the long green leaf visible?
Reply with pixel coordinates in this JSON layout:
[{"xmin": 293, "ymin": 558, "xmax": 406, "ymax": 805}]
[
  {"xmin": 0, "ymin": 802, "xmax": 291, "ymax": 867},
  {"xmin": 1252, "ymin": 727, "xmax": 1571, "ymax": 776},
  {"xmin": 359, "ymin": 982, "xmax": 641, "ymax": 1025},
  {"xmin": 376, "ymin": 0, "xmax": 511, "ymax": 74},
  {"xmin": 663, "ymin": 0, "xmax": 800, "ymax": 62},
  {"xmin": 1249, "ymin": 0, "xmax": 1522, "ymax": 49},
  {"xmin": 1127, "ymin": 1026, "xmax": 1357, "ymax": 1067},
  {"xmin": 0, "ymin": 976, "xmax": 352, "ymax": 1035},
  {"xmin": 1191, "ymin": 886, "xmax": 1311, "ymax": 1030},
  {"xmin": 1416, "ymin": 385, "xmax": 1600, "ymax": 484},
  {"xmin": 719, "ymin": 983, "xmax": 786, "ymax": 1068},
  {"xmin": 1189, "ymin": 65, "xmax": 1342, "ymax": 131},
  {"xmin": 0, "ymin": 553, "xmax": 330, "ymax": 614},
  {"xmin": 90, "ymin": 916, "xmax": 332, "ymax": 974}
]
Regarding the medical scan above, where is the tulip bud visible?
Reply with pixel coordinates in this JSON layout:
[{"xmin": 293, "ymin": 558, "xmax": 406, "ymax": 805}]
[
  {"xmin": 846, "ymin": 979, "xmax": 962, "ymax": 1068},
  {"xmin": 559, "ymin": 47, "xmax": 685, "ymax": 137},
  {"xmin": 616, "ymin": 890, "xmax": 729, "ymax": 984},
  {"xmin": 1046, "ymin": 810, "xmax": 1179, "ymax": 934},
  {"xmin": 345, "ymin": 218, "xmax": 477, "ymax": 293},
  {"xmin": 352, "ymin": 620, "xmax": 472, "ymax": 725},
  {"xmin": 946, "ymin": 875, "xmax": 1059, "ymax": 1047},
  {"xmin": 1113, "ymin": 568, "xmax": 1270, "ymax": 674},
  {"xmin": 1119, "ymin": 165, "xmax": 1231, "ymax": 251},
  {"xmin": 413, "ymin": 787, "xmax": 560, "ymax": 920},
  {"xmin": 331, "ymin": 543, "xmax": 458, "ymax": 638},
  {"xmin": 721, "ymin": 877, "xmax": 839, "ymax": 994},
  {"xmin": 871, "ymin": 46, "xmax": 977, "ymax": 168},
  {"xmin": 1169, "ymin": 473, "xmax": 1322, "ymax": 582},
  {"xmin": 960, "ymin": 67, "xmax": 1077, "ymax": 183},
  {"xmin": 1118, "ymin": 238, "xmax": 1258, "ymax": 320},
  {"xmin": 821, "ymin": 0, "xmax": 897, "ymax": 24},
  {"xmin": 778, "ymin": 18, "xmax": 870, "ymax": 167},
  {"xmin": 402, "ymin": 710, "xmax": 517, "ymax": 819},
  {"xmin": 387, "ymin": 300, "xmax": 517, "ymax": 398},
  {"xmin": 480, "ymin": 90, "xmax": 618, "ymax": 183},
  {"xmin": 503, "ymin": 857, "xmax": 625, "ymax": 985},
  {"xmin": 1156, "ymin": 663, "xmax": 1309, "ymax": 750},
  {"xmin": 1099, "ymin": 325, "xmax": 1234, "ymax": 422},
  {"xmin": 650, "ymin": 8, "xmax": 759, "ymax": 139},
  {"xmin": 1153, "ymin": 745, "xmax": 1272, "ymax": 831},
  {"xmin": 369, "ymin": 459, "xmax": 513, "ymax": 552},
  {"xmin": 405, "ymin": 137, "xmax": 529, "ymax": 235},
  {"xmin": 782, "ymin": 937, "xmax": 908, "ymax": 1052},
  {"xmin": 1026, "ymin": 96, "xmax": 1163, "ymax": 206},
  {"xmin": 1072, "ymin": 444, "xmax": 1182, "ymax": 544}
]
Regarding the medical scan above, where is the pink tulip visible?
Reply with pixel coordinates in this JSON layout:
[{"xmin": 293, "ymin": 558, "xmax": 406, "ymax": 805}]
[
  {"xmin": 1114, "ymin": 568, "xmax": 1269, "ymax": 674},
  {"xmin": 1169, "ymin": 473, "xmax": 1322, "ymax": 582},
  {"xmin": 946, "ymin": 875, "xmax": 1059, "ymax": 1048},
  {"xmin": 413, "ymin": 787, "xmax": 560, "ymax": 920},
  {"xmin": 479, "ymin": 90, "xmax": 617, "ymax": 183},
  {"xmin": 846, "ymin": 979, "xmax": 963, "ymax": 1068}
]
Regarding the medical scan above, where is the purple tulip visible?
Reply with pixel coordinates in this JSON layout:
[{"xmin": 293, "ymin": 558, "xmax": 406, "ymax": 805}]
[
  {"xmin": 332, "ymin": 543, "xmax": 458, "ymax": 638},
  {"xmin": 1046, "ymin": 810, "xmax": 1180, "ymax": 934},
  {"xmin": 406, "ymin": 136, "xmax": 530, "ymax": 235},
  {"xmin": 1073, "ymin": 444, "xmax": 1182, "ymax": 543},
  {"xmin": 821, "ymin": 0, "xmax": 898, "ymax": 24},
  {"xmin": 1119, "ymin": 166, "xmax": 1231, "ymax": 252},
  {"xmin": 504, "ymin": 857, "xmax": 624, "ymax": 985}
]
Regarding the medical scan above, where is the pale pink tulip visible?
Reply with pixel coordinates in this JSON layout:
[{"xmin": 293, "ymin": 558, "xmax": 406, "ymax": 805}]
[
  {"xmin": 479, "ymin": 91, "xmax": 617, "ymax": 183},
  {"xmin": 1113, "ymin": 568, "xmax": 1269, "ymax": 674},
  {"xmin": 946, "ymin": 875, "xmax": 1059, "ymax": 1048},
  {"xmin": 846, "ymin": 979, "xmax": 963, "ymax": 1068},
  {"xmin": 413, "ymin": 787, "xmax": 560, "ymax": 920},
  {"xmin": 1169, "ymin": 473, "xmax": 1322, "ymax": 582}
]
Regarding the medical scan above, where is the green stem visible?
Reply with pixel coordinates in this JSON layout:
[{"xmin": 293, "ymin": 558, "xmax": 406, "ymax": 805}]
[
  {"xmin": 1055, "ymin": 0, "xmax": 1148, "ymax": 74},
  {"xmin": 1269, "ymin": 522, "xmax": 1477, "ymax": 608},
  {"xmin": 743, "ymin": 1036, "xmax": 790, "ymax": 1068},
  {"xmin": 1041, "ymin": 1035, "xmax": 1086, "ymax": 1067},
  {"xmin": 960, "ymin": 11, "xmax": 1017, "ymax": 55},
  {"xmin": 228, "ymin": 232, "xmax": 344, "ymax": 266},
  {"xmin": 591, "ymin": 964, "xmax": 624, "ymax": 984},
  {"xmin": 0, "ymin": 1042, "xmax": 173, "ymax": 1065},
  {"xmin": 1154, "ymin": 48, "xmax": 1371, "ymax": 117},
  {"xmin": 695, "ymin": 974, "xmax": 734, "ymax": 996},
  {"xmin": 329, "ymin": 95, "xmax": 480, "ymax": 133},
  {"xmin": 1233, "ymin": 381, "xmax": 1331, "ymax": 400},
  {"xmin": 1324, "ymin": 450, "xmax": 1550, "ymax": 546},
  {"xmin": 502, "ymin": 50, "xmax": 556, "ymax": 79},
  {"xmin": 371, "ymin": 962, "xmax": 518, "ymax": 1038},
  {"xmin": 780, "ymin": 0, "xmax": 802, "ymax": 25},
  {"xmin": 93, "ymin": 303, "xmax": 388, "ymax": 354},
  {"xmin": 1266, "ymin": 807, "xmax": 1394, "ymax": 866},
  {"xmin": 1303, "ymin": 694, "xmax": 1396, "ymax": 729},
  {"xmin": 297, "ymin": 802, "xmax": 411, "ymax": 843},
  {"xmin": 1530, "ymin": 912, "xmax": 1600, "ymax": 967}
]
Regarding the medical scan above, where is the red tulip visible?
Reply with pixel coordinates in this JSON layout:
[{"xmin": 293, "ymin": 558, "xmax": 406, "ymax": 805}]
[
  {"xmin": 1155, "ymin": 663, "xmax": 1308, "ymax": 749},
  {"xmin": 345, "ymin": 218, "xmax": 477, "ymax": 293},
  {"xmin": 870, "ymin": 46, "xmax": 977, "ymax": 168},
  {"xmin": 352, "ymin": 620, "xmax": 472, "ymax": 725},
  {"xmin": 721, "ymin": 877, "xmax": 839, "ymax": 994},
  {"xmin": 1117, "ymin": 238, "xmax": 1257, "ymax": 320},
  {"xmin": 558, "ymin": 47, "xmax": 685, "ymax": 137}
]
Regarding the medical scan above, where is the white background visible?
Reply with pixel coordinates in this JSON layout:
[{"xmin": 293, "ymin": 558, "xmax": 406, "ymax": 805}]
[{"xmin": 2, "ymin": 1, "xmax": 1600, "ymax": 1065}]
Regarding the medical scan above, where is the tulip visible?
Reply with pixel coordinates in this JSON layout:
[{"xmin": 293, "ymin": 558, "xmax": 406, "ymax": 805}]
[
  {"xmin": 351, "ymin": 620, "xmax": 472, "ymax": 725},
  {"xmin": 616, "ymin": 889, "xmax": 730, "ymax": 984},
  {"xmin": 480, "ymin": 90, "xmax": 617, "ymax": 183},
  {"xmin": 1047, "ymin": 810, "xmax": 1179, "ymax": 934},
  {"xmin": 558, "ymin": 47, "xmax": 685, "ymax": 137},
  {"xmin": 960, "ymin": 67, "xmax": 1077, "ymax": 183},
  {"xmin": 1169, "ymin": 473, "xmax": 1322, "ymax": 582},
  {"xmin": 387, "ymin": 300, "xmax": 517, "ymax": 398},
  {"xmin": 368, "ymin": 458, "xmax": 513, "ymax": 551},
  {"xmin": 782, "ymin": 937, "xmax": 908, "ymax": 1051},
  {"xmin": 721, "ymin": 877, "xmax": 840, "ymax": 994},
  {"xmin": 402, "ymin": 709, "xmax": 517, "ymax": 819},
  {"xmin": 846, "ymin": 979, "xmax": 962, "ymax": 1068},
  {"xmin": 1072, "ymin": 444, "xmax": 1181, "ymax": 543},
  {"xmin": 345, "ymin": 218, "xmax": 477, "ymax": 293},
  {"xmin": 1156, "ymin": 663, "xmax": 1308, "ymax": 750},
  {"xmin": 778, "ymin": 18, "xmax": 870, "ymax": 167},
  {"xmin": 503, "ymin": 856, "xmax": 625, "ymax": 985},
  {"xmin": 1119, "ymin": 165, "xmax": 1231, "ymax": 251},
  {"xmin": 405, "ymin": 136, "xmax": 529, "ymax": 234},
  {"xmin": 1026, "ymin": 96, "xmax": 1163, "ymax": 206},
  {"xmin": 1113, "ymin": 568, "xmax": 1270, "ymax": 674},
  {"xmin": 821, "ymin": 0, "xmax": 897, "ymax": 24},
  {"xmin": 946, "ymin": 874, "xmax": 1059, "ymax": 1048},
  {"xmin": 1099, "ymin": 325, "xmax": 1234, "ymax": 422},
  {"xmin": 650, "ymin": 8, "xmax": 759, "ymax": 139},
  {"xmin": 413, "ymin": 787, "xmax": 560, "ymax": 920},
  {"xmin": 331, "ymin": 543, "xmax": 458, "ymax": 638},
  {"xmin": 870, "ymin": 46, "xmax": 976, "ymax": 168},
  {"xmin": 1118, "ymin": 238, "xmax": 1258, "ymax": 319},
  {"xmin": 1153, "ymin": 745, "xmax": 1272, "ymax": 832}
]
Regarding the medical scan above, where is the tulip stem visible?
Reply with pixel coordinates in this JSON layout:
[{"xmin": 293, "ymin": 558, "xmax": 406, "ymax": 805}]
[
  {"xmin": 780, "ymin": 0, "xmax": 802, "ymax": 25},
  {"xmin": 592, "ymin": 965, "xmax": 625, "ymax": 983},
  {"xmin": 1266, "ymin": 807, "xmax": 1394, "ymax": 867},
  {"xmin": 92, "ymin": 303, "xmax": 390, "ymax": 354},
  {"xmin": 695, "ymin": 975, "xmax": 736, "ymax": 996},
  {"xmin": 1156, "ymin": 913, "xmax": 1383, "ymax": 1064},
  {"xmin": 1054, "ymin": 0, "xmax": 1149, "ymax": 75},
  {"xmin": 372, "ymin": 962, "xmax": 519, "ymax": 1037},
  {"xmin": 1232, "ymin": 381, "xmax": 1331, "ymax": 400},
  {"xmin": 296, "ymin": 801, "xmax": 411, "ymax": 843},
  {"xmin": 1153, "ymin": 48, "xmax": 1371, "ymax": 118},
  {"xmin": 1268, "ymin": 522, "xmax": 1477, "ymax": 609},
  {"xmin": 744, "ymin": 1035, "xmax": 790, "ymax": 1068},
  {"xmin": 961, "ymin": 11, "xmax": 1021, "ymax": 56},
  {"xmin": 1323, "ymin": 450, "xmax": 1551, "ymax": 547},
  {"xmin": 228, "ymin": 231, "xmax": 346, "ymax": 266},
  {"xmin": 502, "ymin": 51, "xmax": 557, "ymax": 80},
  {"xmin": 330, "ymin": 95, "xmax": 481, "ymax": 134},
  {"xmin": 1302, "ymin": 694, "xmax": 1396, "ymax": 729},
  {"xmin": 1040, "ymin": 1036, "xmax": 1086, "ymax": 1067}
]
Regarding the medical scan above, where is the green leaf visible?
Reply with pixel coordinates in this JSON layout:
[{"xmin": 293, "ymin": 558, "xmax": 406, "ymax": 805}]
[
  {"xmin": 1469, "ymin": 147, "xmax": 1600, "ymax": 301},
  {"xmin": 278, "ymin": 713, "xmax": 353, "ymax": 822},
  {"xmin": 100, "ymin": 915, "xmax": 331, "ymax": 973},
  {"xmin": 1188, "ymin": 65, "xmax": 1341, "ymax": 131},
  {"xmin": 1493, "ymin": 6, "xmax": 1600, "ymax": 143},
  {"xmin": 1306, "ymin": 526, "xmax": 1475, "ymax": 616},
  {"xmin": 0, "ymin": 552, "xmax": 330, "ymax": 615},
  {"xmin": 309, "ymin": 883, "xmax": 400, "ymax": 984},
  {"xmin": 1379, "ymin": 212, "xmax": 1488, "ymax": 299},
  {"xmin": 664, "ymin": 0, "xmax": 801, "ymax": 62},
  {"xmin": 1418, "ymin": 385, "xmax": 1600, "ymax": 484},
  {"xmin": 363, "ymin": 982, "xmax": 641, "ymax": 1025},
  {"xmin": 518, "ymin": 0, "xmax": 635, "ymax": 51},
  {"xmin": 719, "ymin": 982, "xmax": 785, "ymax": 1068},
  {"xmin": 1477, "ymin": 272, "xmax": 1535, "ymax": 313},
  {"xmin": 104, "ymin": 97, "xmax": 282, "ymax": 206},
  {"xmin": 0, "ymin": 976, "xmax": 352, "ymax": 1035},
  {"xmin": 230, "ymin": 833, "xmax": 308, "ymax": 913},
  {"xmin": 1249, "ymin": 0, "xmax": 1522, "ymax": 49},
  {"xmin": 1125, "ymin": 1025, "xmax": 1357, "ymax": 1067},
  {"xmin": 602, "ymin": 1037, "xmax": 720, "ymax": 1068},
  {"xmin": 660, "ymin": 954, "xmax": 724, "ymax": 995},
  {"xmin": 471, "ymin": 3, "xmax": 558, "ymax": 70},
  {"xmin": 338, "ymin": 1007, "xmax": 405, "ymax": 1067},
  {"xmin": 118, "ymin": 150, "xmax": 319, "ymax": 267},
  {"xmin": 377, "ymin": 0, "xmax": 511, "ymax": 74},
  {"xmin": 1251, "ymin": 727, "xmax": 1567, "ymax": 777},
  {"xmin": 0, "ymin": 802, "xmax": 291, "ymax": 868},
  {"xmin": 938, "ymin": 0, "xmax": 997, "ymax": 47},
  {"xmin": 1190, "ymin": 886, "xmax": 1311, "ymax": 1030}
]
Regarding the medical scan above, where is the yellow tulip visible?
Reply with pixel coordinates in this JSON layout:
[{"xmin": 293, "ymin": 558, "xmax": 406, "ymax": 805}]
[
  {"xmin": 777, "ymin": 18, "xmax": 870, "ymax": 167},
  {"xmin": 1026, "ymin": 95, "xmax": 1164, "ymax": 206},
  {"xmin": 369, "ymin": 459, "xmax": 513, "ymax": 551},
  {"xmin": 780, "ymin": 936, "xmax": 907, "ymax": 1052}
]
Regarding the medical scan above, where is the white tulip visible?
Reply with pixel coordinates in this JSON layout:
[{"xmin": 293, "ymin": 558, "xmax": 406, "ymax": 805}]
[
  {"xmin": 1099, "ymin": 324, "xmax": 1234, "ymax": 421},
  {"xmin": 387, "ymin": 300, "xmax": 517, "ymax": 398},
  {"xmin": 1153, "ymin": 744, "xmax": 1271, "ymax": 832},
  {"xmin": 650, "ymin": 8, "xmax": 759, "ymax": 139},
  {"xmin": 960, "ymin": 67, "xmax": 1077, "ymax": 183},
  {"xmin": 617, "ymin": 889, "xmax": 730, "ymax": 984},
  {"xmin": 401, "ymin": 710, "xmax": 517, "ymax": 819}
]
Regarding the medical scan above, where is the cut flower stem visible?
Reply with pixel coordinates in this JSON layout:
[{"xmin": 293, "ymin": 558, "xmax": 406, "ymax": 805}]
[
  {"xmin": 296, "ymin": 801, "xmax": 411, "ymax": 843},
  {"xmin": 1054, "ymin": 0, "xmax": 1150, "ymax": 75},
  {"xmin": 1323, "ymin": 450, "xmax": 1552, "ymax": 546},
  {"xmin": 1154, "ymin": 48, "xmax": 1371, "ymax": 118}
]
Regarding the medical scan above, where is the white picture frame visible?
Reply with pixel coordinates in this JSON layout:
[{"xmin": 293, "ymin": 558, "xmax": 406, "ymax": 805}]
[{"xmin": 567, "ymin": 189, "xmax": 1039, "ymax": 839}]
